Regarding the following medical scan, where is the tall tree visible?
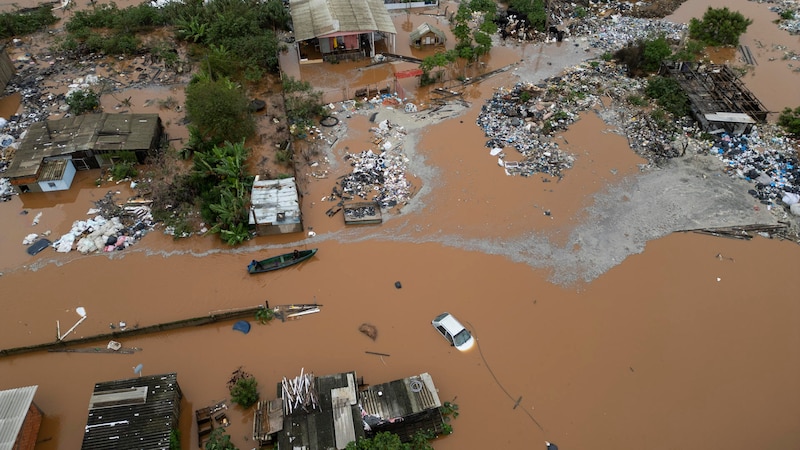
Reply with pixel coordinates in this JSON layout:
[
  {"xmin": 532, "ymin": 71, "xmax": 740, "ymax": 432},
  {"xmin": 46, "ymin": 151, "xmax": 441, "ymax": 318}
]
[{"xmin": 689, "ymin": 7, "xmax": 753, "ymax": 46}]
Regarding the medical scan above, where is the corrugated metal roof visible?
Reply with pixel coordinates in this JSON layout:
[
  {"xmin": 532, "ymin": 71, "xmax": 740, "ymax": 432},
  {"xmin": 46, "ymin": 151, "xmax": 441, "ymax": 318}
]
[
  {"xmin": 704, "ymin": 112, "xmax": 755, "ymax": 124},
  {"xmin": 249, "ymin": 177, "xmax": 301, "ymax": 226},
  {"xmin": 4, "ymin": 114, "xmax": 161, "ymax": 180},
  {"xmin": 409, "ymin": 23, "xmax": 445, "ymax": 42},
  {"xmin": 289, "ymin": 0, "xmax": 397, "ymax": 41},
  {"xmin": 81, "ymin": 373, "xmax": 181, "ymax": 450},
  {"xmin": 0, "ymin": 385, "xmax": 38, "ymax": 450}
]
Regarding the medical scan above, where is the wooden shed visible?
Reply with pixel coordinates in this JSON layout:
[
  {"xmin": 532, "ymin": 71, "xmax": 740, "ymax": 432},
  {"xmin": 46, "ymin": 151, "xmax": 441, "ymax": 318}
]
[
  {"xmin": 409, "ymin": 23, "xmax": 446, "ymax": 48},
  {"xmin": 0, "ymin": 385, "xmax": 43, "ymax": 450}
]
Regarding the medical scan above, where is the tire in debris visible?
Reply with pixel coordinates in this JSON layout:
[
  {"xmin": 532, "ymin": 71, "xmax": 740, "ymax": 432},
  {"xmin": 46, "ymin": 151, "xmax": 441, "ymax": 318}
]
[
  {"xmin": 249, "ymin": 99, "xmax": 266, "ymax": 112},
  {"xmin": 320, "ymin": 116, "xmax": 339, "ymax": 127}
]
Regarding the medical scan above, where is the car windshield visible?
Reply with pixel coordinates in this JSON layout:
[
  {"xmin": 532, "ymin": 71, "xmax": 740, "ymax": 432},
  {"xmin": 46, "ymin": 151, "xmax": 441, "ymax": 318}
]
[{"xmin": 453, "ymin": 329, "xmax": 471, "ymax": 347}]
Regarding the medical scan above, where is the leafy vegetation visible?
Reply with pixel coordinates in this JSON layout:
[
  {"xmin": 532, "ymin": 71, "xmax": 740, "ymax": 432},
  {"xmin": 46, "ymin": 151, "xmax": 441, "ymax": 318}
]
[
  {"xmin": 614, "ymin": 36, "xmax": 673, "ymax": 76},
  {"xmin": 169, "ymin": 428, "xmax": 181, "ymax": 450},
  {"xmin": 185, "ymin": 74, "xmax": 255, "ymax": 144},
  {"xmin": 227, "ymin": 367, "xmax": 259, "ymax": 408},
  {"xmin": 204, "ymin": 428, "xmax": 238, "ymax": 450},
  {"xmin": 282, "ymin": 76, "xmax": 325, "ymax": 133},
  {"xmin": 507, "ymin": 0, "xmax": 547, "ymax": 32},
  {"xmin": 66, "ymin": 89, "xmax": 100, "ymax": 115},
  {"xmin": 190, "ymin": 141, "xmax": 253, "ymax": 245},
  {"xmin": 255, "ymin": 307, "xmax": 275, "ymax": 324},
  {"xmin": 778, "ymin": 106, "xmax": 800, "ymax": 137},
  {"xmin": 672, "ymin": 39, "xmax": 705, "ymax": 62},
  {"xmin": 0, "ymin": 5, "xmax": 59, "ymax": 39},
  {"xmin": 644, "ymin": 76, "xmax": 690, "ymax": 118},
  {"xmin": 689, "ymin": 7, "xmax": 753, "ymax": 46}
]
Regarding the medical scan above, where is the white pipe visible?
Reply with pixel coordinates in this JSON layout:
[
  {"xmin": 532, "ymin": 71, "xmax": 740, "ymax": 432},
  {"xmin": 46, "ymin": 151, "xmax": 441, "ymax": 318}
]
[{"xmin": 58, "ymin": 315, "xmax": 87, "ymax": 341}]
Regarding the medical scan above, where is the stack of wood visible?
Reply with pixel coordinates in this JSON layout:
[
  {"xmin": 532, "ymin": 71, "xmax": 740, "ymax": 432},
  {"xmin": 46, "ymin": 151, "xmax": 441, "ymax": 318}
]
[{"xmin": 281, "ymin": 368, "xmax": 320, "ymax": 415}]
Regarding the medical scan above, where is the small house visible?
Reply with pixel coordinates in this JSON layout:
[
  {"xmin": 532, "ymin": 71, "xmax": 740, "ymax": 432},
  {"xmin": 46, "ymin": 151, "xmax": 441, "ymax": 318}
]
[
  {"xmin": 409, "ymin": 23, "xmax": 446, "ymax": 48},
  {"xmin": 249, "ymin": 176, "xmax": 303, "ymax": 236},
  {"xmin": 4, "ymin": 113, "xmax": 163, "ymax": 194},
  {"xmin": 0, "ymin": 385, "xmax": 43, "ymax": 450},
  {"xmin": 81, "ymin": 373, "xmax": 182, "ymax": 450},
  {"xmin": 289, "ymin": 0, "xmax": 397, "ymax": 62}
]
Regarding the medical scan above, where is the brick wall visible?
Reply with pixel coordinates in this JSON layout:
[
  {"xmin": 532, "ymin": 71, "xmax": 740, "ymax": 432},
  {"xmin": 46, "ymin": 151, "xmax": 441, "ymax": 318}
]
[{"xmin": 13, "ymin": 403, "xmax": 43, "ymax": 450}]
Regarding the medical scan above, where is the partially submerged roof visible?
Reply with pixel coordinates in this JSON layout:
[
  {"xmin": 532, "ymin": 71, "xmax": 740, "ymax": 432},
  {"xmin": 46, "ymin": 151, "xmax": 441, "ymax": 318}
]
[
  {"xmin": 289, "ymin": 0, "xmax": 397, "ymax": 41},
  {"xmin": 81, "ymin": 373, "xmax": 181, "ymax": 450},
  {"xmin": 704, "ymin": 112, "xmax": 756, "ymax": 124},
  {"xmin": 409, "ymin": 23, "xmax": 446, "ymax": 42},
  {"xmin": 0, "ymin": 385, "xmax": 38, "ymax": 450},
  {"xmin": 249, "ymin": 177, "xmax": 301, "ymax": 226},
  {"xmin": 276, "ymin": 371, "xmax": 365, "ymax": 449},
  {"xmin": 4, "ymin": 113, "xmax": 161, "ymax": 180}
]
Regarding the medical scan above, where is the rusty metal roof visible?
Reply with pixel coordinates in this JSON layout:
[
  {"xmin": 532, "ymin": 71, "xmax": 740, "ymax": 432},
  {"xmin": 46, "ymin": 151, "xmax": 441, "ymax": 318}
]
[{"xmin": 4, "ymin": 114, "xmax": 161, "ymax": 180}]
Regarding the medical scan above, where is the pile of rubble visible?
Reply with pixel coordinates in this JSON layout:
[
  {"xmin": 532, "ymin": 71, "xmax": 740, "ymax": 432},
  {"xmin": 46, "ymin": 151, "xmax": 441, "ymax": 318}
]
[
  {"xmin": 49, "ymin": 191, "xmax": 155, "ymax": 254},
  {"xmin": 324, "ymin": 120, "xmax": 413, "ymax": 211},
  {"xmin": 479, "ymin": 62, "xmax": 652, "ymax": 178},
  {"xmin": 710, "ymin": 128, "xmax": 800, "ymax": 216},
  {"xmin": 583, "ymin": 16, "xmax": 687, "ymax": 53}
]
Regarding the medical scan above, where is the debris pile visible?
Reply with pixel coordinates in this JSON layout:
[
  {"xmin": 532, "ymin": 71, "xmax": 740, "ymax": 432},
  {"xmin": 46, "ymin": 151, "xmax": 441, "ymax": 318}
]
[
  {"xmin": 584, "ymin": 16, "xmax": 687, "ymax": 52},
  {"xmin": 326, "ymin": 120, "xmax": 413, "ymax": 209},
  {"xmin": 50, "ymin": 191, "xmax": 155, "ymax": 254},
  {"xmin": 710, "ymin": 129, "xmax": 800, "ymax": 215},
  {"xmin": 478, "ymin": 81, "xmax": 588, "ymax": 178},
  {"xmin": 0, "ymin": 178, "xmax": 16, "ymax": 202}
]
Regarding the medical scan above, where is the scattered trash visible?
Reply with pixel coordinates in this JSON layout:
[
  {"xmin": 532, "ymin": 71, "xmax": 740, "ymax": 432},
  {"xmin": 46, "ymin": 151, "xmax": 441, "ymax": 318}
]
[
  {"xmin": 133, "ymin": 363, "xmax": 144, "ymax": 376},
  {"xmin": 22, "ymin": 233, "xmax": 38, "ymax": 245},
  {"xmin": 359, "ymin": 323, "xmax": 378, "ymax": 340},
  {"xmin": 107, "ymin": 340, "xmax": 122, "ymax": 351},
  {"xmin": 394, "ymin": 281, "xmax": 402, "ymax": 289},
  {"xmin": 32, "ymin": 211, "xmax": 42, "ymax": 225}
]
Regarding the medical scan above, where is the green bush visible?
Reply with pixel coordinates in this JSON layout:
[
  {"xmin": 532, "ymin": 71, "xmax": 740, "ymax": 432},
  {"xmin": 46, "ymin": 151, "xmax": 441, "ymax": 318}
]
[
  {"xmin": 0, "ymin": 5, "xmax": 58, "ymax": 39},
  {"xmin": 111, "ymin": 161, "xmax": 138, "ymax": 180},
  {"xmin": 66, "ymin": 89, "xmax": 100, "ymax": 115},
  {"xmin": 204, "ymin": 428, "xmax": 237, "ymax": 450},
  {"xmin": 227, "ymin": 368, "xmax": 258, "ymax": 408},
  {"xmin": 777, "ymin": 106, "xmax": 800, "ymax": 137},
  {"xmin": 185, "ymin": 76, "xmax": 255, "ymax": 143},
  {"xmin": 645, "ymin": 76, "xmax": 690, "ymax": 118},
  {"xmin": 689, "ymin": 7, "xmax": 752, "ymax": 46}
]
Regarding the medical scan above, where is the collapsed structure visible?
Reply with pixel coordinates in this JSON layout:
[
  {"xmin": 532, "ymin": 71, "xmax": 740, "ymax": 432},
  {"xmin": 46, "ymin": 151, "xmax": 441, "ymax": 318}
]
[{"xmin": 662, "ymin": 62, "xmax": 769, "ymax": 136}]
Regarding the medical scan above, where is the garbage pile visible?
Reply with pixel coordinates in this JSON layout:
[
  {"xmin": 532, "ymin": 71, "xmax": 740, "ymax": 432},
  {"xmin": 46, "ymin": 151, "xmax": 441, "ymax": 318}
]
[
  {"xmin": 763, "ymin": 0, "xmax": 800, "ymax": 35},
  {"xmin": 477, "ymin": 68, "xmax": 621, "ymax": 177},
  {"xmin": 584, "ymin": 16, "xmax": 687, "ymax": 53},
  {"xmin": 326, "ymin": 120, "xmax": 412, "ymax": 209},
  {"xmin": 710, "ymin": 129, "xmax": 800, "ymax": 215},
  {"xmin": 50, "ymin": 191, "xmax": 155, "ymax": 254},
  {"xmin": 0, "ymin": 177, "xmax": 15, "ymax": 202}
]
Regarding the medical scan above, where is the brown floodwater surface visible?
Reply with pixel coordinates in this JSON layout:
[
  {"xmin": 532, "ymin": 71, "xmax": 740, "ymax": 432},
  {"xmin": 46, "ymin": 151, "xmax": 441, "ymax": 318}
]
[{"xmin": 2, "ymin": 1, "xmax": 800, "ymax": 449}]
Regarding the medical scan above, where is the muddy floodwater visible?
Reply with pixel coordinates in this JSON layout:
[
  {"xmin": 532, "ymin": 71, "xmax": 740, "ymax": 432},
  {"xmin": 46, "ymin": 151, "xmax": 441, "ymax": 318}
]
[{"xmin": 2, "ymin": 0, "xmax": 800, "ymax": 449}]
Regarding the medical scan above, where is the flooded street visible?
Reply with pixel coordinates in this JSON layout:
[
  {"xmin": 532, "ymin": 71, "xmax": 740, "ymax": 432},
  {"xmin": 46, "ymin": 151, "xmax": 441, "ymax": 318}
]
[{"xmin": 2, "ymin": 0, "xmax": 800, "ymax": 449}]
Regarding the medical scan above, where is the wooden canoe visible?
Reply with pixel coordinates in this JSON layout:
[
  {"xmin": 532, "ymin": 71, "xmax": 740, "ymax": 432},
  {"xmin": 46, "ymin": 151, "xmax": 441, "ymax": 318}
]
[{"xmin": 247, "ymin": 248, "xmax": 317, "ymax": 274}]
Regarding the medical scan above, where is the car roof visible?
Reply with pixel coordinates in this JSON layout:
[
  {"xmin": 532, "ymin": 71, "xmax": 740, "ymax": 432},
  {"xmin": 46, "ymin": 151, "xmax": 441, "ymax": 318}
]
[{"xmin": 435, "ymin": 313, "xmax": 465, "ymax": 333}]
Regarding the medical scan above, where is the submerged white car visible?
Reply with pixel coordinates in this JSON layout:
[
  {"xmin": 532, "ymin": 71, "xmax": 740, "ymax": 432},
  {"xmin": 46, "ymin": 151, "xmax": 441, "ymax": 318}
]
[{"xmin": 432, "ymin": 312, "xmax": 475, "ymax": 351}]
